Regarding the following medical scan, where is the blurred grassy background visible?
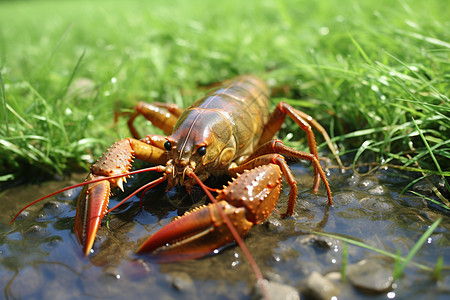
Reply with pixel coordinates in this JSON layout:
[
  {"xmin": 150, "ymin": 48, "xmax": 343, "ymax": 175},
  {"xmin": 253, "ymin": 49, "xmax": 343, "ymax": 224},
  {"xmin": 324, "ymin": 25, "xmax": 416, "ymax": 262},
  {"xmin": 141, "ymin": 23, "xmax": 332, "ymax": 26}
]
[{"xmin": 0, "ymin": 0, "xmax": 448, "ymax": 198}]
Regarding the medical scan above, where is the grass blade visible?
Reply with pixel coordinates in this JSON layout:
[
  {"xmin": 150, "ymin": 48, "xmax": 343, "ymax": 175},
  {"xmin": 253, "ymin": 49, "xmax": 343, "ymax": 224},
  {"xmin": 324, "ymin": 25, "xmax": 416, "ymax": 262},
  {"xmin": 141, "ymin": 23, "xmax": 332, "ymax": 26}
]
[
  {"xmin": 0, "ymin": 71, "xmax": 8, "ymax": 136},
  {"xmin": 393, "ymin": 217, "xmax": 442, "ymax": 280}
]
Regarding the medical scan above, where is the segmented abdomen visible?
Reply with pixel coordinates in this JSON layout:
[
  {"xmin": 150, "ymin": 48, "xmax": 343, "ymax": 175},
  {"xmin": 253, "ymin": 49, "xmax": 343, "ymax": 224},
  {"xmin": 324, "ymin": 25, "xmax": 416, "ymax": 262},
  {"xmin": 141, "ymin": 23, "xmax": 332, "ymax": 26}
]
[{"xmin": 189, "ymin": 76, "xmax": 270, "ymax": 153}]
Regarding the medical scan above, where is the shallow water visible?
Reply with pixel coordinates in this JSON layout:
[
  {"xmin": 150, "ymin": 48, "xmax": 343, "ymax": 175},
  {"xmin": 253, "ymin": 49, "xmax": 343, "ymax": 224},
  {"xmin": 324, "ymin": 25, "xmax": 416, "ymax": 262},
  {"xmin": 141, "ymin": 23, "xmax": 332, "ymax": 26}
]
[{"xmin": 1, "ymin": 162, "xmax": 449, "ymax": 300}]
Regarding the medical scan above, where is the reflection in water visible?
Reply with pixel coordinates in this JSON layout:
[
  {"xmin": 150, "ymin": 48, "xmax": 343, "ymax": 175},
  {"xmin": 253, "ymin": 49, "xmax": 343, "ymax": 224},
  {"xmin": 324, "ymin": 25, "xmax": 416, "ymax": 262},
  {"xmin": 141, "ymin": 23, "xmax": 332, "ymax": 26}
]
[{"xmin": 1, "ymin": 164, "xmax": 449, "ymax": 299}]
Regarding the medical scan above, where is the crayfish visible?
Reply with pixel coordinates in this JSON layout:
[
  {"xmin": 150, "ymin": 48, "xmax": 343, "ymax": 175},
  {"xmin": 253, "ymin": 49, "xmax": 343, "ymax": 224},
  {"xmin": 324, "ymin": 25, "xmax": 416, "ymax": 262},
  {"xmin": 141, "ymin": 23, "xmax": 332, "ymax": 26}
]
[{"xmin": 12, "ymin": 75, "xmax": 340, "ymax": 274}]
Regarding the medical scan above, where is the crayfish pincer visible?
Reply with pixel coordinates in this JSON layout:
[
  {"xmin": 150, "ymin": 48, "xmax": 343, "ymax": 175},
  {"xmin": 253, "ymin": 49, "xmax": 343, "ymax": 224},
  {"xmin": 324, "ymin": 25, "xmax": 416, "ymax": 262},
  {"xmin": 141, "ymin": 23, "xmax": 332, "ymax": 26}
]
[
  {"xmin": 12, "ymin": 75, "xmax": 340, "ymax": 264},
  {"xmin": 136, "ymin": 164, "xmax": 283, "ymax": 261}
]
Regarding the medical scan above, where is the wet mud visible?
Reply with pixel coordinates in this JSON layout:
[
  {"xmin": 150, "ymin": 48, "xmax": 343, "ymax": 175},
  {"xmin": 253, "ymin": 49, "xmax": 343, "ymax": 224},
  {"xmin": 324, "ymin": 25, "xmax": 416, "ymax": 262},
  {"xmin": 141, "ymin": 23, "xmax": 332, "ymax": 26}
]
[{"xmin": 1, "ymin": 162, "xmax": 449, "ymax": 299}]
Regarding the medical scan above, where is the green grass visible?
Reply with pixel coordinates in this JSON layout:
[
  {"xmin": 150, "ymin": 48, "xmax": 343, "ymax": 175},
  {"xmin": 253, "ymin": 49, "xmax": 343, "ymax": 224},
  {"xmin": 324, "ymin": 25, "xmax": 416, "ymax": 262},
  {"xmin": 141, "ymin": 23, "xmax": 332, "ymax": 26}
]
[{"xmin": 0, "ymin": 0, "xmax": 449, "ymax": 198}]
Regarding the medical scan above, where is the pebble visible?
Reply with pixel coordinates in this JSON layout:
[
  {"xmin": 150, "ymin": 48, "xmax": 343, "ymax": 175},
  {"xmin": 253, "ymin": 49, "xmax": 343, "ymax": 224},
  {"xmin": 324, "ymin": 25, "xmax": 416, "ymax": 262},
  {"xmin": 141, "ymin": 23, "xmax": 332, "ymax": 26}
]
[
  {"xmin": 302, "ymin": 271, "xmax": 340, "ymax": 300},
  {"xmin": 299, "ymin": 234, "xmax": 340, "ymax": 251},
  {"xmin": 368, "ymin": 185, "xmax": 388, "ymax": 195},
  {"xmin": 24, "ymin": 224, "xmax": 47, "ymax": 238},
  {"xmin": 346, "ymin": 259, "xmax": 393, "ymax": 293},
  {"xmin": 14, "ymin": 210, "xmax": 30, "ymax": 221},
  {"xmin": 360, "ymin": 195, "xmax": 394, "ymax": 212},
  {"xmin": 251, "ymin": 280, "xmax": 300, "ymax": 300},
  {"xmin": 437, "ymin": 275, "xmax": 450, "ymax": 293},
  {"xmin": 57, "ymin": 186, "xmax": 83, "ymax": 200},
  {"xmin": 43, "ymin": 200, "xmax": 69, "ymax": 215},
  {"xmin": 345, "ymin": 174, "xmax": 359, "ymax": 187},
  {"xmin": 167, "ymin": 271, "xmax": 194, "ymax": 292},
  {"xmin": 104, "ymin": 266, "xmax": 121, "ymax": 279},
  {"xmin": 120, "ymin": 259, "xmax": 152, "ymax": 278},
  {"xmin": 331, "ymin": 191, "xmax": 361, "ymax": 206},
  {"xmin": 357, "ymin": 177, "xmax": 377, "ymax": 189},
  {"xmin": 265, "ymin": 217, "xmax": 284, "ymax": 233},
  {"xmin": 325, "ymin": 271, "xmax": 342, "ymax": 281}
]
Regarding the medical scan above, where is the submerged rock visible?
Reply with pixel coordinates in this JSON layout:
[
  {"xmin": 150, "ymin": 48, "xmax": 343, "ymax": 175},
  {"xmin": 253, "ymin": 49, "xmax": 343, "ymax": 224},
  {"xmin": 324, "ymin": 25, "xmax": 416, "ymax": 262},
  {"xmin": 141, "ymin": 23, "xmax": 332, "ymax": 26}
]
[
  {"xmin": 437, "ymin": 275, "xmax": 450, "ymax": 293},
  {"xmin": 24, "ymin": 224, "xmax": 47, "ymax": 238},
  {"xmin": 360, "ymin": 195, "xmax": 394, "ymax": 212},
  {"xmin": 302, "ymin": 271, "xmax": 340, "ymax": 300},
  {"xmin": 299, "ymin": 234, "xmax": 340, "ymax": 251},
  {"xmin": 368, "ymin": 185, "xmax": 388, "ymax": 196},
  {"xmin": 346, "ymin": 259, "xmax": 393, "ymax": 293},
  {"xmin": 251, "ymin": 280, "xmax": 300, "ymax": 300},
  {"xmin": 357, "ymin": 177, "xmax": 377, "ymax": 189},
  {"xmin": 167, "ymin": 271, "xmax": 194, "ymax": 292}
]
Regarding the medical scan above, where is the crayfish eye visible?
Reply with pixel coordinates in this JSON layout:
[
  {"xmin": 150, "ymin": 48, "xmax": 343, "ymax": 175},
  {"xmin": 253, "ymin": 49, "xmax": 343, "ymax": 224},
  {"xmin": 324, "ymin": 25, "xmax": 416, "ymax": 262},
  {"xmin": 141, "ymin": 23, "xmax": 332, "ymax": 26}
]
[
  {"xmin": 164, "ymin": 140, "xmax": 172, "ymax": 151},
  {"xmin": 197, "ymin": 146, "xmax": 207, "ymax": 156}
]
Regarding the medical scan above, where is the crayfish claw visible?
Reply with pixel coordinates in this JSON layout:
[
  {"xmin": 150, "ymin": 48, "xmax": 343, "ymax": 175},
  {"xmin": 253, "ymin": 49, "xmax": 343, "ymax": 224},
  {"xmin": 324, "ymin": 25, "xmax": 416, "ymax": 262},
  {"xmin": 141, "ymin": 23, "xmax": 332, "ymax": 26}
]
[
  {"xmin": 74, "ymin": 139, "xmax": 137, "ymax": 255},
  {"xmin": 136, "ymin": 201, "xmax": 253, "ymax": 261},
  {"xmin": 74, "ymin": 174, "xmax": 111, "ymax": 256},
  {"xmin": 137, "ymin": 164, "xmax": 284, "ymax": 261}
]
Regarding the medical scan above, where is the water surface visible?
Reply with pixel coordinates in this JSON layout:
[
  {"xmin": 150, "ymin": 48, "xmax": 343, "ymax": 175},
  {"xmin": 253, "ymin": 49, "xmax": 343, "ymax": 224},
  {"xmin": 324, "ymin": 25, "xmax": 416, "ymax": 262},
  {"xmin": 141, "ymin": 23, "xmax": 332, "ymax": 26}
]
[{"xmin": 1, "ymin": 163, "xmax": 449, "ymax": 299}]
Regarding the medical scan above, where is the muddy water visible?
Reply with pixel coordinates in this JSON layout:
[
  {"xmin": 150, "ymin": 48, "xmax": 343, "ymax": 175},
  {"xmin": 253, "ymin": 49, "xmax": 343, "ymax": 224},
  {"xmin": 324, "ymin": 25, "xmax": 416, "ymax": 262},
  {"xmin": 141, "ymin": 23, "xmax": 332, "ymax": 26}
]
[{"xmin": 1, "ymin": 162, "xmax": 449, "ymax": 300}]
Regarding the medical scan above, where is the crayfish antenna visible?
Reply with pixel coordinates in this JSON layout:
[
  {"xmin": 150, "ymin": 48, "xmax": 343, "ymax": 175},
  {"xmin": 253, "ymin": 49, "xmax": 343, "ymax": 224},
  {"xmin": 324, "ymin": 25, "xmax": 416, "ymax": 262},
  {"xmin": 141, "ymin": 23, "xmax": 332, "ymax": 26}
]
[
  {"xmin": 9, "ymin": 166, "xmax": 165, "ymax": 224},
  {"xmin": 10, "ymin": 181, "xmax": 93, "ymax": 224}
]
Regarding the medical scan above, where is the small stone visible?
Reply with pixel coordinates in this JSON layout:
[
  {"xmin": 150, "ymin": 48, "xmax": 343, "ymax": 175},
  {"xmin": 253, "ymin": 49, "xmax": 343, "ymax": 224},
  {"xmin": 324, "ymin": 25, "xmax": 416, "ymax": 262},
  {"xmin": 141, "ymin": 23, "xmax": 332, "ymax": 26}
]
[
  {"xmin": 302, "ymin": 271, "xmax": 340, "ymax": 300},
  {"xmin": 251, "ymin": 280, "xmax": 300, "ymax": 300},
  {"xmin": 265, "ymin": 218, "xmax": 284, "ymax": 233},
  {"xmin": 24, "ymin": 225, "xmax": 47, "ymax": 238},
  {"xmin": 347, "ymin": 259, "xmax": 393, "ymax": 293},
  {"xmin": 264, "ymin": 271, "xmax": 284, "ymax": 283},
  {"xmin": 13, "ymin": 210, "xmax": 30, "ymax": 221},
  {"xmin": 44, "ymin": 200, "xmax": 69, "ymax": 215},
  {"xmin": 167, "ymin": 271, "xmax": 194, "ymax": 292},
  {"xmin": 44, "ymin": 200, "xmax": 61, "ymax": 210},
  {"xmin": 345, "ymin": 174, "xmax": 359, "ymax": 187},
  {"xmin": 104, "ymin": 266, "xmax": 121, "ymax": 279},
  {"xmin": 331, "ymin": 191, "xmax": 360, "ymax": 206},
  {"xmin": 325, "ymin": 271, "xmax": 342, "ymax": 281},
  {"xmin": 120, "ymin": 260, "xmax": 151, "ymax": 279},
  {"xmin": 310, "ymin": 236, "xmax": 334, "ymax": 250},
  {"xmin": 437, "ymin": 275, "xmax": 450, "ymax": 293},
  {"xmin": 357, "ymin": 178, "xmax": 376, "ymax": 189},
  {"xmin": 368, "ymin": 185, "xmax": 388, "ymax": 195},
  {"xmin": 58, "ymin": 186, "xmax": 83, "ymax": 200},
  {"xmin": 360, "ymin": 196, "xmax": 394, "ymax": 212},
  {"xmin": 299, "ymin": 234, "xmax": 340, "ymax": 251}
]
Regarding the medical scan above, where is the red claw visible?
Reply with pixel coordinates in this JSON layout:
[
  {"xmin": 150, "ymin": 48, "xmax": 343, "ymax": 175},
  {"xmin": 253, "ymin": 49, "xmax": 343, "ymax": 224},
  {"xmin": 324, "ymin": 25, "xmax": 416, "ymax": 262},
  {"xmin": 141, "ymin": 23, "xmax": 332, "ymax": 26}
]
[
  {"xmin": 136, "ymin": 201, "xmax": 253, "ymax": 261},
  {"xmin": 74, "ymin": 139, "xmax": 135, "ymax": 256},
  {"xmin": 74, "ymin": 174, "xmax": 111, "ymax": 256},
  {"xmin": 137, "ymin": 164, "xmax": 283, "ymax": 261}
]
